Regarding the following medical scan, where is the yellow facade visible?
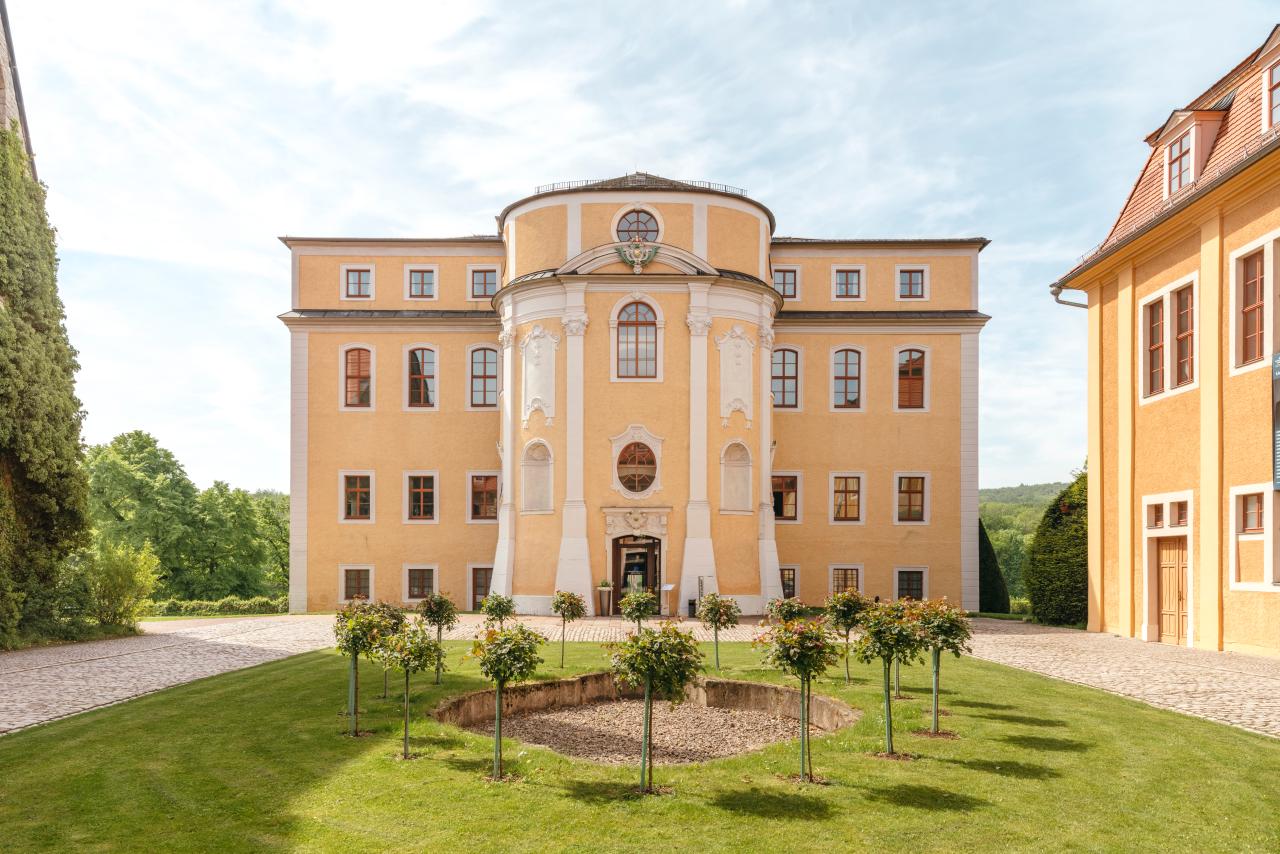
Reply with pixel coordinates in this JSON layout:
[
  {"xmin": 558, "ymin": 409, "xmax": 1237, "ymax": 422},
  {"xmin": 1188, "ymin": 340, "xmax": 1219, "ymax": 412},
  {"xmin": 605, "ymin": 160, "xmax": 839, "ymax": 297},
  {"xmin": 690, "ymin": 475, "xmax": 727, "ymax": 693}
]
[{"xmin": 282, "ymin": 175, "xmax": 987, "ymax": 615}]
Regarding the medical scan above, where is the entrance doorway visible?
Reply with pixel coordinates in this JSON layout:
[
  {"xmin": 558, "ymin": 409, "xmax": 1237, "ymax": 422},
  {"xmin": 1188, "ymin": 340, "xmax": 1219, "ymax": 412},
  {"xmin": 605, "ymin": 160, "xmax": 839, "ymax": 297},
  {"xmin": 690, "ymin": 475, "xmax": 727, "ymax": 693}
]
[
  {"xmin": 611, "ymin": 535, "xmax": 661, "ymax": 614},
  {"xmin": 1157, "ymin": 537, "xmax": 1187, "ymax": 645},
  {"xmin": 471, "ymin": 566, "xmax": 493, "ymax": 611}
]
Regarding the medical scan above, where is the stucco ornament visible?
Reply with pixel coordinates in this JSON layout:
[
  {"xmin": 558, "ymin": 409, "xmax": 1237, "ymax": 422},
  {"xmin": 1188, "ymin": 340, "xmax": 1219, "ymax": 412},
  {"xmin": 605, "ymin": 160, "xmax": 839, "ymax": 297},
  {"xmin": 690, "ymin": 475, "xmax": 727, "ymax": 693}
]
[
  {"xmin": 716, "ymin": 325, "xmax": 755, "ymax": 428},
  {"xmin": 604, "ymin": 506, "xmax": 669, "ymax": 538},
  {"xmin": 561, "ymin": 313, "xmax": 589, "ymax": 337},
  {"xmin": 758, "ymin": 326, "xmax": 775, "ymax": 350},
  {"xmin": 616, "ymin": 237, "xmax": 658, "ymax": 274},
  {"xmin": 521, "ymin": 324, "xmax": 559, "ymax": 427},
  {"xmin": 686, "ymin": 311, "xmax": 713, "ymax": 337},
  {"xmin": 498, "ymin": 325, "xmax": 516, "ymax": 349}
]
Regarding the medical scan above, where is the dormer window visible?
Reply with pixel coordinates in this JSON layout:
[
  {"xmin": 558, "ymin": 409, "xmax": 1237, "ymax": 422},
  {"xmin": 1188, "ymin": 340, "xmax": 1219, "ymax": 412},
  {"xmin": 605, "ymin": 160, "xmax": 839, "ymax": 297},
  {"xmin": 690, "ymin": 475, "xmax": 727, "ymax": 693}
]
[
  {"xmin": 1269, "ymin": 63, "xmax": 1280, "ymax": 128},
  {"xmin": 1168, "ymin": 131, "xmax": 1191, "ymax": 195}
]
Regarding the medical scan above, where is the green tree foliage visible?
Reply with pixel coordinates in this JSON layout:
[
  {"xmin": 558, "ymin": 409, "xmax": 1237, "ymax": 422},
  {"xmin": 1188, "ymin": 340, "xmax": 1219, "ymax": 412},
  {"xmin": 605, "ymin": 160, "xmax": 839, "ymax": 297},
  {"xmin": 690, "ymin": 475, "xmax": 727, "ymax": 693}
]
[
  {"xmin": 695, "ymin": 592, "xmax": 740, "ymax": 669},
  {"xmin": 0, "ymin": 124, "xmax": 89, "ymax": 646},
  {"xmin": 755, "ymin": 618, "xmax": 839, "ymax": 781},
  {"xmin": 550, "ymin": 590, "xmax": 587, "ymax": 668},
  {"xmin": 619, "ymin": 590, "xmax": 658, "ymax": 632},
  {"xmin": 417, "ymin": 593, "xmax": 459, "ymax": 684},
  {"xmin": 374, "ymin": 619, "xmax": 445, "ymax": 759},
  {"xmin": 609, "ymin": 623, "xmax": 704, "ymax": 791},
  {"xmin": 253, "ymin": 490, "xmax": 290, "ymax": 595},
  {"xmin": 368, "ymin": 601, "xmax": 407, "ymax": 699},
  {"xmin": 855, "ymin": 602, "xmax": 927, "ymax": 755},
  {"xmin": 979, "ymin": 481, "xmax": 1067, "ymax": 598},
  {"xmin": 480, "ymin": 593, "xmax": 515, "ymax": 628},
  {"xmin": 1025, "ymin": 471, "xmax": 1088, "ymax": 626},
  {"xmin": 333, "ymin": 600, "xmax": 396, "ymax": 736},
  {"xmin": 764, "ymin": 596, "xmax": 807, "ymax": 624},
  {"xmin": 915, "ymin": 600, "xmax": 973, "ymax": 733},
  {"xmin": 978, "ymin": 520, "xmax": 1011, "ymax": 613},
  {"xmin": 79, "ymin": 537, "xmax": 159, "ymax": 629},
  {"xmin": 471, "ymin": 624, "xmax": 545, "ymax": 779},
  {"xmin": 824, "ymin": 590, "xmax": 871, "ymax": 684}
]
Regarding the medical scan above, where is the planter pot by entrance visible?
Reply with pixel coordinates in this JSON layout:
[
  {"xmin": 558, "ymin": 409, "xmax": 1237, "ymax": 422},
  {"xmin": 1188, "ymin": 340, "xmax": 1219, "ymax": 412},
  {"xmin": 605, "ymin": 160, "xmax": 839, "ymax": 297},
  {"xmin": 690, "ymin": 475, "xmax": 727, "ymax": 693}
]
[{"xmin": 597, "ymin": 588, "xmax": 613, "ymax": 617}]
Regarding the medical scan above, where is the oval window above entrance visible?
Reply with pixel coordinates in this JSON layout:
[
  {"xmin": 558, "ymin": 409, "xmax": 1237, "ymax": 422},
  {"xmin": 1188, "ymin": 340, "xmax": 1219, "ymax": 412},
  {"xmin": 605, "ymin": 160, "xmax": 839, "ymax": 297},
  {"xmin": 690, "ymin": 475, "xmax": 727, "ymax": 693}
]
[
  {"xmin": 617, "ymin": 442, "xmax": 657, "ymax": 493},
  {"xmin": 616, "ymin": 209, "xmax": 659, "ymax": 242}
]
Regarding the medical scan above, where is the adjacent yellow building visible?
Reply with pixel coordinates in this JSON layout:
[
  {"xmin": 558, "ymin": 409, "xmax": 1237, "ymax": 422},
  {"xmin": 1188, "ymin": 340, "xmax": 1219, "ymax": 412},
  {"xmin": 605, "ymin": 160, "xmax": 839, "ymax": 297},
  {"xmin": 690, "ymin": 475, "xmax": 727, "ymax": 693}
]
[
  {"xmin": 282, "ymin": 174, "xmax": 988, "ymax": 615},
  {"xmin": 1054, "ymin": 26, "xmax": 1280, "ymax": 655}
]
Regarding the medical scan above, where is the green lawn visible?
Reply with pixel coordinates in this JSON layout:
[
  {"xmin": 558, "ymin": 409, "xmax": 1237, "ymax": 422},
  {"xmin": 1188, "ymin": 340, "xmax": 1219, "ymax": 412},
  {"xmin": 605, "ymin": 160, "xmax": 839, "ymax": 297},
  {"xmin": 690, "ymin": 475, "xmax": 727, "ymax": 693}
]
[{"xmin": 1, "ymin": 643, "xmax": 1277, "ymax": 853}]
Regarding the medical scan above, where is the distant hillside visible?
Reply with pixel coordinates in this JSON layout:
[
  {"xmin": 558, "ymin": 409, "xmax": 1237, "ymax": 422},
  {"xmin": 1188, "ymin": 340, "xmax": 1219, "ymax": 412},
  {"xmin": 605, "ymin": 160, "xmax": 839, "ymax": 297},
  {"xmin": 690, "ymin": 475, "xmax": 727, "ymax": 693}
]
[
  {"xmin": 979, "ymin": 481, "xmax": 1069, "ymax": 598},
  {"xmin": 979, "ymin": 482, "xmax": 1069, "ymax": 505}
]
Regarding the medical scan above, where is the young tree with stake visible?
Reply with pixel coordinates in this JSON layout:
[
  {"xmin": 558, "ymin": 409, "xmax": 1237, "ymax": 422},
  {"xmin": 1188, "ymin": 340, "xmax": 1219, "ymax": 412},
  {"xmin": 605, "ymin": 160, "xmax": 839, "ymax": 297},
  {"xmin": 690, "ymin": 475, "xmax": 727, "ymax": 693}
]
[
  {"xmin": 480, "ymin": 593, "xmax": 515, "ymax": 629},
  {"xmin": 609, "ymin": 623, "xmax": 704, "ymax": 793},
  {"xmin": 550, "ymin": 590, "xmax": 587, "ymax": 668},
  {"xmin": 471, "ymin": 624, "xmax": 544, "ymax": 779},
  {"xmin": 696, "ymin": 592, "xmax": 740, "ymax": 670},
  {"xmin": 369, "ymin": 601, "xmax": 406, "ymax": 699},
  {"xmin": 333, "ymin": 599, "xmax": 390, "ymax": 736},
  {"xmin": 854, "ymin": 601, "xmax": 927, "ymax": 755},
  {"xmin": 755, "ymin": 617, "xmax": 839, "ymax": 782},
  {"xmin": 417, "ymin": 593, "xmax": 459, "ymax": 685},
  {"xmin": 915, "ymin": 599, "xmax": 973, "ymax": 734},
  {"xmin": 374, "ymin": 619, "xmax": 445, "ymax": 759},
  {"xmin": 824, "ymin": 590, "xmax": 870, "ymax": 685},
  {"xmin": 619, "ymin": 590, "xmax": 658, "ymax": 633}
]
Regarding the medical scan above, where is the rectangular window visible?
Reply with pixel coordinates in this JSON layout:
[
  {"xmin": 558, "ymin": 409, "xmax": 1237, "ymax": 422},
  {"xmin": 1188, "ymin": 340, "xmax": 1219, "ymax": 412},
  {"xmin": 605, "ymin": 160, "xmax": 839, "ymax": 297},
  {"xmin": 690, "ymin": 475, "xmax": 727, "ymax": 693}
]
[
  {"xmin": 772, "ymin": 349, "xmax": 799, "ymax": 408},
  {"xmin": 344, "ymin": 475, "xmax": 371, "ymax": 520},
  {"xmin": 470, "ymin": 348, "xmax": 498, "ymax": 407},
  {"xmin": 779, "ymin": 567, "xmax": 796, "ymax": 599},
  {"xmin": 897, "ymin": 476, "xmax": 925, "ymax": 522},
  {"xmin": 897, "ymin": 349, "xmax": 926, "ymax": 409},
  {"xmin": 344, "ymin": 567, "xmax": 370, "ymax": 600},
  {"xmin": 345, "ymin": 348, "xmax": 372, "ymax": 408},
  {"xmin": 773, "ymin": 268, "xmax": 797, "ymax": 299},
  {"xmin": 1146, "ymin": 300, "xmax": 1165, "ymax": 396},
  {"xmin": 1174, "ymin": 285, "xmax": 1194, "ymax": 386},
  {"xmin": 896, "ymin": 569, "xmax": 925, "ymax": 601},
  {"xmin": 408, "ymin": 348, "xmax": 435, "ymax": 407},
  {"xmin": 831, "ymin": 567, "xmax": 859, "ymax": 595},
  {"xmin": 898, "ymin": 269, "xmax": 925, "ymax": 299},
  {"xmin": 832, "ymin": 476, "xmax": 861, "ymax": 522},
  {"xmin": 407, "ymin": 567, "xmax": 434, "ymax": 600},
  {"xmin": 471, "ymin": 268, "xmax": 498, "ymax": 299},
  {"xmin": 1168, "ymin": 131, "xmax": 1191, "ymax": 195},
  {"xmin": 1241, "ymin": 251, "xmax": 1265, "ymax": 365},
  {"xmin": 772, "ymin": 475, "xmax": 798, "ymax": 521},
  {"xmin": 470, "ymin": 474, "xmax": 498, "ymax": 520},
  {"xmin": 1172, "ymin": 500, "xmax": 1188, "ymax": 527},
  {"xmin": 834, "ymin": 268, "xmax": 862, "ymax": 299},
  {"xmin": 1241, "ymin": 493, "xmax": 1264, "ymax": 534},
  {"xmin": 409, "ymin": 269, "xmax": 435, "ymax": 299},
  {"xmin": 1148, "ymin": 503, "xmax": 1164, "ymax": 529},
  {"xmin": 345, "ymin": 268, "xmax": 372, "ymax": 298},
  {"xmin": 407, "ymin": 475, "xmax": 435, "ymax": 521},
  {"xmin": 1271, "ymin": 63, "xmax": 1280, "ymax": 128}
]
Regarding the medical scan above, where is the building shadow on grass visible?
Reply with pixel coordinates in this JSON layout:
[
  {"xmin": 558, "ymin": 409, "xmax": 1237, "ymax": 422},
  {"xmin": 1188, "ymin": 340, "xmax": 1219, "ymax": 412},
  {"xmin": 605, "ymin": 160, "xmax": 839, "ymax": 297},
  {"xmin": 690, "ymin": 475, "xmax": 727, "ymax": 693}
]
[
  {"xmin": 862, "ymin": 784, "xmax": 988, "ymax": 812},
  {"xmin": 937, "ymin": 757, "xmax": 1061, "ymax": 780},
  {"xmin": 1000, "ymin": 734, "xmax": 1090, "ymax": 752},
  {"xmin": 709, "ymin": 788, "xmax": 834, "ymax": 820},
  {"xmin": 977, "ymin": 713, "xmax": 1066, "ymax": 727},
  {"xmin": 950, "ymin": 700, "xmax": 1014, "ymax": 710},
  {"xmin": 557, "ymin": 779, "xmax": 643, "ymax": 804},
  {"xmin": 442, "ymin": 754, "xmax": 492, "ymax": 774}
]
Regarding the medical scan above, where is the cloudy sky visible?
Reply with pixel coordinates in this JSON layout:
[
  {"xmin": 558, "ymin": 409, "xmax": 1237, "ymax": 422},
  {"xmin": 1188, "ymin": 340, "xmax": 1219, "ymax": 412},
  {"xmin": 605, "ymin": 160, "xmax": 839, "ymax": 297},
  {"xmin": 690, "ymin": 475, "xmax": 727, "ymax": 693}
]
[{"xmin": 7, "ymin": 0, "xmax": 1277, "ymax": 490}]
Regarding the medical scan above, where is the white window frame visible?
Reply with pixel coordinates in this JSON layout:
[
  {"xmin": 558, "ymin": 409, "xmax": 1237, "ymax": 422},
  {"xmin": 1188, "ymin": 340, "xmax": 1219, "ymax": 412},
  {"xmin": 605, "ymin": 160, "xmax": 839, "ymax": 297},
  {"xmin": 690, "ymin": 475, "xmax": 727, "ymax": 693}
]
[
  {"xmin": 402, "ymin": 470, "xmax": 439, "ymax": 525},
  {"xmin": 608, "ymin": 293, "xmax": 665, "ymax": 383},
  {"xmin": 1163, "ymin": 129, "xmax": 1195, "ymax": 201},
  {"xmin": 1262, "ymin": 59, "xmax": 1280, "ymax": 133},
  {"xmin": 403, "ymin": 264, "xmax": 439, "ymax": 301},
  {"xmin": 771, "ymin": 264, "xmax": 801, "ymax": 301},
  {"xmin": 402, "ymin": 343, "xmax": 440, "ymax": 412},
  {"xmin": 893, "ymin": 264, "xmax": 930, "ymax": 302},
  {"xmin": 610, "ymin": 203, "xmax": 665, "ymax": 244},
  {"xmin": 339, "ymin": 564, "xmax": 375, "ymax": 603},
  {"xmin": 520, "ymin": 440, "xmax": 555, "ymax": 515},
  {"xmin": 894, "ymin": 566, "xmax": 929, "ymax": 600},
  {"xmin": 771, "ymin": 469, "xmax": 803, "ymax": 525},
  {"xmin": 339, "ymin": 264, "xmax": 375, "ymax": 301},
  {"xmin": 338, "ymin": 342, "xmax": 376, "ymax": 412},
  {"xmin": 719, "ymin": 440, "xmax": 753, "ymax": 514},
  {"xmin": 402, "ymin": 563, "xmax": 438, "ymax": 604},
  {"xmin": 1228, "ymin": 482, "xmax": 1280, "ymax": 592},
  {"xmin": 779, "ymin": 565, "xmax": 800, "ymax": 599},
  {"xmin": 771, "ymin": 345, "xmax": 804, "ymax": 412},
  {"xmin": 1138, "ymin": 490, "xmax": 1196, "ymax": 644},
  {"xmin": 828, "ymin": 471, "xmax": 866, "ymax": 525},
  {"xmin": 338, "ymin": 469, "xmax": 375, "ymax": 525},
  {"xmin": 830, "ymin": 264, "xmax": 867, "ymax": 302},
  {"xmin": 828, "ymin": 344, "xmax": 867, "ymax": 414},
  {"xmin": 1227, "ymin": 228, "xmax": 1278, "ymax": 376},
  {"xmin": 1137, "ymin": 273, "xmax": 1199, "ymax": 405},
  {"xmin": 892, "ymin": 343, "xmax": 931, "ymax": 413},
  {"xmin": 466, "ymin": 470, "xmax": 501, "ymax": 524},
  {"xmin": 828, "ymin": 564, "xmax": 864, "ymax": 595},
  {"xmin": 465, "ymin": 343, "xmax": 500, "ymax": 411},
  {"xmin": 893, "ymin": 471, "xmax": 931, "ymax": 526},
  {"xmin": 466, "ymin": 264, "xmax": 501, "ymax": 302},
  {"xmin": 610, "ymin": 424, "xmax": 664, "ymax": 500}
]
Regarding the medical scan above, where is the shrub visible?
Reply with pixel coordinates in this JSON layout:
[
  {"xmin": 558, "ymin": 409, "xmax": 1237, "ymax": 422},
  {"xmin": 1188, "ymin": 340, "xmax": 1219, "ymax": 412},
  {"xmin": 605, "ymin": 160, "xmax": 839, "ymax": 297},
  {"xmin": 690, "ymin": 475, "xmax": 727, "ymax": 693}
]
[
  {"xmin": 333, "ymin": 599, "xmax": 397, "ymax": 736},
  {"xmin": 480, "ymin": 593, "xmax": 515, "ymax": 628},
  {"xmin": 417, "ymin": 593, "xmax": 459, "ymax": 684},
  {"xmin": 979, "ymin": 520, "xmax": 1011, "ymax": 614},
  {"xmin": 1025, "ymin": 471, "xmax": 1088, "ymax": 626},
  {"xmin": 855, "ymin": 602, "xmax": 927, "ymax": 755},
  {"xmin": 755, "ymin": 618, "xmax": 839, "ymax": 781},
  {"xmin": 80, "ymin": 539, "xmax": 159, "ymax": 629},
  {"xmin": 824, "ymin": 590, "xmax": 871, "ymax": 685},
  {"xmin": 619, "ymin": 590, "xmax": 658, "ymax": 632},
  {"xmin": 695, "ymin": 593, "xmax": 740, "ymax": 669},
  {"xmin": 764, "ymin": 596, "xmax": 807, "ymax": 624},
  {"xmin": 915, "ymin": 599, "xmax": 973, "ymax": 733},
  {"xmin": 368, "ymin": 601, "xmax": 408, "ymax": 698},
  {"xmin": 142, "ymin": 595, "xmax": 286, "ymax": 617},
  {"xmin": 374, "ymin": 619, "xmax": 445, "ymax": 759},
  {"xmin": 471, "ymin": 624, "xmax": 545, "ymax": 779},
  {"xmin": 550, "ymin": 590, "xmax": 587, "ymax": 668},
  {"xmin": 1009, "ymin": 596, "xmax": 1032, "ymax": 616}
]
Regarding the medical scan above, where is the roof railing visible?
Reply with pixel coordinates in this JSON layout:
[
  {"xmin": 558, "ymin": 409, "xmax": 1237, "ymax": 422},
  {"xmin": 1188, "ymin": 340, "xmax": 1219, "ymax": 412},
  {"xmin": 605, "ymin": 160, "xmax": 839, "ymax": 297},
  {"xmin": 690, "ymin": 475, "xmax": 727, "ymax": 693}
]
[{"xmin": 533, "ymin": 178, "xmax": 747, "ymax": 196}]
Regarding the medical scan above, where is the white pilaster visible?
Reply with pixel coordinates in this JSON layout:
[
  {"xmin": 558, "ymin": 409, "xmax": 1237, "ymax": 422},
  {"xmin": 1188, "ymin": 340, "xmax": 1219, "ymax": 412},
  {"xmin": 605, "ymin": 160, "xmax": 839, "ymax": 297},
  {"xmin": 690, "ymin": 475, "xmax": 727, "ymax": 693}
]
[
  {"xmin": 680, "ymin": 283, "xmax": 719, "ymax": 612},
  {"xmin": 757, "ymin": 318, "xmax": 783, "ymax": 607},
  {"xmin": 489, "ymin": 319, "xmax": 518, "ymax": 597},
  {"xmin": 288, "ymin": 330, "xmax": 309, "ymax": 613},
  {"xmin": 960, "ymin": 332, "xmax": 980, "ymax": 610},
  {"xmin": 554, "ymin": 283, "xmax": 595, "ymax": 612}
]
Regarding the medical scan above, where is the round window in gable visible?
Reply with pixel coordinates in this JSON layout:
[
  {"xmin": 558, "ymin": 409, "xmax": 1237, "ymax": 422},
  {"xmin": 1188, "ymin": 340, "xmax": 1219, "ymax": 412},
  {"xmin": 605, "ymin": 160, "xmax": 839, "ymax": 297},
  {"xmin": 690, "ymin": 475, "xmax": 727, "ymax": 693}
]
[
  {"xmin": 617, "ymin": 442, "xmax": 657, "ymax": 493},
  {"xmin": 617, "ymin": 209, "xmax": 659, "ymax": 242}
]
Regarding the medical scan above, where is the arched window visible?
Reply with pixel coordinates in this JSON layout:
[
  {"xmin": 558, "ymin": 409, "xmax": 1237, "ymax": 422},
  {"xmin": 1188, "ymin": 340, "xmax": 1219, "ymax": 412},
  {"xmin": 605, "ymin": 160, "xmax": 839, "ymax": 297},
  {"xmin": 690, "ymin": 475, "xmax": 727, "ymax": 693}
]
[
  {"xmin": 344, "ymin": 348, "xmax": 371, "ymax": 407},
  {"xmin": 407, "ymin": 348, "xmax": 435, "ymax": 408},
  {"xmin": 897, "ymin": 349, "xmax": 926, "ymax": 409},
  {"xmin": 521, "ymin": 442, "xmax": 553, "ymax": 513},
  {"xmin": 721, "ymin": 442, "xmax": 752, "ymax": 512},
  {"xmin": 617, "ymin": 302, "xmax": 658, "ymax": 378},
  {"xmin": 772, "ymin": 348, "xmax": 799, "ymax": 409},
  {"xmin": 617, "ymin": 442, "xmax": 657, "ymax": 493},
  {"xmin": 616, "ymin": 209, "xmax": 658, "ymax": 242},
  {"xmin": 832, "ymin": 349, "xmax": 861, "ymax": 409},
  {"xmin": 470, "ymin": 347, "xmax": 498, "ymax": 407}
]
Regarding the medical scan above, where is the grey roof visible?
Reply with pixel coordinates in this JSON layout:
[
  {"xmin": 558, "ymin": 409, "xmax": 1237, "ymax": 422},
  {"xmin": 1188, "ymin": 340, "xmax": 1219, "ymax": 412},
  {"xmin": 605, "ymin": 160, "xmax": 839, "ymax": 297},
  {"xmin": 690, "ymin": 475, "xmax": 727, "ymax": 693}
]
[
  {"xmin": 279, "ymin": 235, "xmax": 501, "ymax": 247},
  {"xmin": 777, "ymin": 309, "xmax": 990, "ymax": 322},
  {"xmin": 507, "ymin": 267, "xmax": 768, "ymax": 287},
  {"xmin": 772, "ymin": 236, "xmax": 990, "ymax": 249},
  {"xmin": 280, "ymin": 309, "xmax": 497, "ymax": 320}
]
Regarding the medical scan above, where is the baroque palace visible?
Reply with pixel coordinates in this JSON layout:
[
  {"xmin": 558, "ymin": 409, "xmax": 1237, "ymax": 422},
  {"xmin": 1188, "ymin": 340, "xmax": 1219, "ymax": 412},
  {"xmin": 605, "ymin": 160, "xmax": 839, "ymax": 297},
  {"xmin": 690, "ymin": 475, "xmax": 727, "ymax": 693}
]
[
  {"xmin": 1053, "ymin": 25, "xmax": 1280, "ymax": 656},
  {"xmin": 281, "ymin": 174, "xmax": 988, "ymax": 616}
]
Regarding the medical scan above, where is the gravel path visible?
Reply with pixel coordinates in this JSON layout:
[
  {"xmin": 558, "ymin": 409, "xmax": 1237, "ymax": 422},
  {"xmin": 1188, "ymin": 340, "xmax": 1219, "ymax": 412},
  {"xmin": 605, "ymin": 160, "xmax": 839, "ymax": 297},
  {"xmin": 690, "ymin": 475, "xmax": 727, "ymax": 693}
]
[{"xmin": 471, "ymin": 699, "xmax": 802, "ymax": 764}]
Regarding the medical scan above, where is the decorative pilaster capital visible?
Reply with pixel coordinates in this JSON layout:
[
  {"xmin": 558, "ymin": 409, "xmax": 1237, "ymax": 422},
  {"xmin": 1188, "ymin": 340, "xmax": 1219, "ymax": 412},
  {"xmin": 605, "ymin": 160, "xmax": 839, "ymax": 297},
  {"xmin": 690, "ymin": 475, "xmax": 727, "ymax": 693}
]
[
  {"xmin": 561, "ymin": 313, "xmax": 589, "ymax": 337},
  {"xmin": 758, "ymin": 327, "xmax": 775, "ymax": 350},
  {"xmin": 686, "ymin": 312, "xmax": 713, "ymax": 337},
  {"xmin": 498, "ymin": 324, "xmax": 516, "ymax": 349}
]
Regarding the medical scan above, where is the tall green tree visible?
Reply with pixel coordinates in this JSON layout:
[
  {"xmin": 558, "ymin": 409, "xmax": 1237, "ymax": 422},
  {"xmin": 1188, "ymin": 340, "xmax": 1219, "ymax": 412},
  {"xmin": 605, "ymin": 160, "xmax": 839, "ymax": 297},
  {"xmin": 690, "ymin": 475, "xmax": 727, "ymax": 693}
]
[
  {"xmin": 253, "ymin": 490, "xmax": 289, "ymax": 596},
  {"xmin": 1025, "ymin": 470, "xmax": 1088, "ymax": 625},
  {"xmin": 978, "ymin": 520, "xmax": 1011, "ymax": 613},
  {"xmin": 0, "ymin": 123, "xmax": 89, "ymax": 646},
  {"xmin": 187, "ymin": 481, "xmax": 270, "ymax": 599}
]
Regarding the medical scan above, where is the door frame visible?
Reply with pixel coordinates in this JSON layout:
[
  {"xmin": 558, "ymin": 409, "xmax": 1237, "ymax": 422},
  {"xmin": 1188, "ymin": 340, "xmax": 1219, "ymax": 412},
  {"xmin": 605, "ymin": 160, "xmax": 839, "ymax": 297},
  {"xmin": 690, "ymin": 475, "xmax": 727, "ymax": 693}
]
[
  {"xmin": 468, "ymin": 564, "xmax": 494, "ymax": 611},
  {"xmin": 1155, "ymin": 536, "xmax": 1188, "ymax": 645},
  {"xmin": 610, "ymin": 534, "xmax": 662, "ymax": 614},
  {"xmin": 1140, "ymin": 490, "xmax": 1194, "ymax": 646}
]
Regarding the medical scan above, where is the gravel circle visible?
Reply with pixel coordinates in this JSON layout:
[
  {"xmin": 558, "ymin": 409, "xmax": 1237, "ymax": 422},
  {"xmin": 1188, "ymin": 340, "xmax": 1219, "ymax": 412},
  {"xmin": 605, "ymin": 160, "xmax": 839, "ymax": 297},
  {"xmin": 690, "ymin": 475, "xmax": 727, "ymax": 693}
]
[{"xmin": 471, "ymin": 699, "xmax": 803, "ymax": 765}]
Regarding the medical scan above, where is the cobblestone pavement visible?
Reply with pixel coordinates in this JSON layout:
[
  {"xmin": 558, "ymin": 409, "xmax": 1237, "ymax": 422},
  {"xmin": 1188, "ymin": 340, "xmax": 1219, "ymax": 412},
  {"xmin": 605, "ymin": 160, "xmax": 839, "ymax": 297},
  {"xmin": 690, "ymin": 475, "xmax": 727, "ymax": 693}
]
[{"xmin": 968, "ymin": 618, "xmax": 1280, "ymax": 738}]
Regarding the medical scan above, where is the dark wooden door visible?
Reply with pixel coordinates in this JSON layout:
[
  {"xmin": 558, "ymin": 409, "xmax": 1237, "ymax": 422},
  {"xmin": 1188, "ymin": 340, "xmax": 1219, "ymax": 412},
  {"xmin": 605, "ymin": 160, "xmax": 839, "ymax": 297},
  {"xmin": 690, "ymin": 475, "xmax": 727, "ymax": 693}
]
[
  {"xmin": 611, "ymin": 536, "xmax": 660, "ymax": 614},
  {"xmin": 472, "ymin": 567, "xmax": 493, "ymax": 611},
  {"xmin": 1157, "ymin": 537, "xmax": 1187, "ymax": 645}
]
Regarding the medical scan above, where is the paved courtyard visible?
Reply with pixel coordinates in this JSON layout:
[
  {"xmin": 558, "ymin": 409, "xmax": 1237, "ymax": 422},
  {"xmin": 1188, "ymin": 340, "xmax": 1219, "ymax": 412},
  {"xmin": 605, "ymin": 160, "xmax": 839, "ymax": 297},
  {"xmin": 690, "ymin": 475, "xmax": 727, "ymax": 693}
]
[{"xmin": 2, "ymin": 614, "xmax": 1278, "ymax": 738}]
